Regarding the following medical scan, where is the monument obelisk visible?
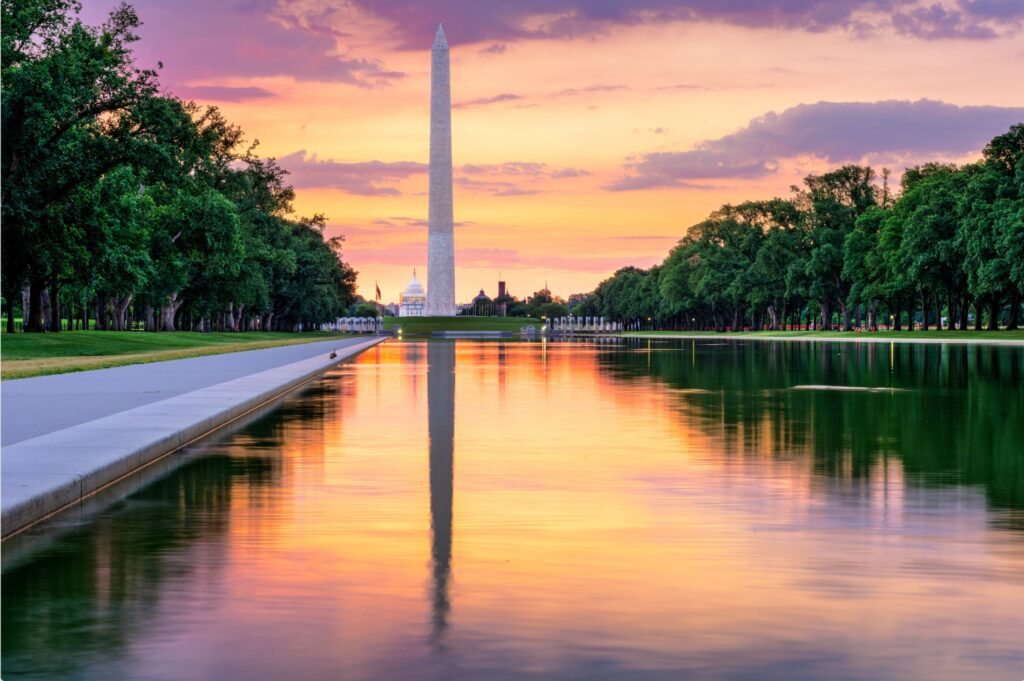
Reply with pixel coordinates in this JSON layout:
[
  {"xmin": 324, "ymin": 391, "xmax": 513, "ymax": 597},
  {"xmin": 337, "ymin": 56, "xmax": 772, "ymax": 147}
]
[{"xmin": 426, "ymin": 23, "xmax": 456, "ymax": 316}]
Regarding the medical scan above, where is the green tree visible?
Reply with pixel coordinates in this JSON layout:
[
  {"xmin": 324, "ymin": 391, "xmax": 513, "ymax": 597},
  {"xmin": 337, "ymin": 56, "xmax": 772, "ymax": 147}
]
[{"xmin": 795, "ymin": 165, "xmax": 878, "ymax": 329}]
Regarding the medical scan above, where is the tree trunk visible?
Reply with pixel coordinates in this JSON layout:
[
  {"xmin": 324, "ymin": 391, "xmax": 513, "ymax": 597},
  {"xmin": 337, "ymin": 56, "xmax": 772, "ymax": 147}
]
[
  {"xmin": 161, "ymin": 293, "xmax": 182, "ymax": 331},
  {"xmin": 819, "ymin": 299, "xmax": 831, "ymax": 330},
  {"xmin": 113, "ymin": 294, "xmax": 133, "ymax": 331},
  {"xmin": 49, "ymin": 277, "xmax": 61, "ymax": 332},
  {"xmin": 97, "ymin": 295, "xmax": 112, "ymax": 331},
  {"xmin": 975, "ymin": 299, "xmax": 984, "ymax": 330},
  {"xmin": 987, "ymin": 297, "xmax": 1000, "ymax": 330},
  {"xmin": 959, "ymin": 294, "xmax": 970, "ymax": 331},
  {"xmin": 839, "ymin": 299, "xmax": 850, "ymax": 331},
  {"xmin": 1007, "ymin": 292, "xmax": 1020, "ymax": 331},
  {"xmin": 24, "ymin": 277, "xmax": 47, "ymax": 332},
  {"xmin": 4, "ymin": 295, "xmax": 15, "ymax": 333},
  {"xmin": 920, "ymin": 292, "xmax": 929, "ymax": 331}
]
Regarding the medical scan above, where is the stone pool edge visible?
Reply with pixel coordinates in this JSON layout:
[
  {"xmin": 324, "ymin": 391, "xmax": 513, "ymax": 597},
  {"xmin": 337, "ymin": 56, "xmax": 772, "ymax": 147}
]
[
  {"xmin": 1, "ymin": 336, "xmax": 387, "ymax": 539},
  {"xmin": 620, "ymin": 333, "xmax": 1024, "ymax": 346}
]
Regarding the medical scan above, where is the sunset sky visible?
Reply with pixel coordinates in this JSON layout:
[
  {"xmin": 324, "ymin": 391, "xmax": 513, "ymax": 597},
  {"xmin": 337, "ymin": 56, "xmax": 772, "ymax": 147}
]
[{"xmin": 83, "ymin": 0, "xmax": 1024, "ymax": 303}]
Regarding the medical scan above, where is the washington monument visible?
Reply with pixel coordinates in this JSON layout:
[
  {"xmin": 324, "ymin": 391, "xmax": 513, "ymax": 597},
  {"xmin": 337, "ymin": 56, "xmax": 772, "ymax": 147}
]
[{"xmin": 427, "ymin": 23, "xmax": 456, "ymax": 316}]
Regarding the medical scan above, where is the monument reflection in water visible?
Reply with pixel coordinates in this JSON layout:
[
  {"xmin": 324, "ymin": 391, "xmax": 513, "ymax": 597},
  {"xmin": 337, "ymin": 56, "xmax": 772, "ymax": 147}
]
[
  {"xmin": 427, "ymin": 341, "xmax": 454, "ymax": 644},
  {"xmin": 2, "ymin": 339, "xmax": 1023, "ymax": 681}
]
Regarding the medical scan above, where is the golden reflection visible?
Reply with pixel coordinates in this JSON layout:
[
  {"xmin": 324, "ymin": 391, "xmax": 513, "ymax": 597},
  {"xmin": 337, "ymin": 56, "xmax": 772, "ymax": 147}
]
[{"xmin": 4, "ymin": 340, "xmax": 1023, "ymax": 681}]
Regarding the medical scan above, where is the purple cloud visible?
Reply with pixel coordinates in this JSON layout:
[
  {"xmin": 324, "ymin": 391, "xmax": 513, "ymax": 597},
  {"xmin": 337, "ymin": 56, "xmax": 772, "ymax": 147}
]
[
  {"xmin": 174, "ymin": 85, "xmax": 275, "ymax": 102},
  {"xmin": 960, "ymin": 0, "xmax": 1024, "ymax": 19},
  {"xmin": 461, "ymin": 162, "xmax": 590, "ymax": 178},
  {"xmin": 278, "ymin": 151, "xmax": 426, "ymax": 196},
  {"xmin": 607, "ymin": 99, "xmax": 1024, "ymax": 190},
  {"xmin": 84, "ymin": 0, "xmax": 404, "ymax": 92},
  {"xmin": 892, "ymin": 4, "xmax": 997, "ymax": 39},
  {"xmin": 81, "ymin": 0, "xmax": 1022, "ymax": 101},
  {"xmin": 327, "ymin": 0, "xmax": 1018, "ymax": 48},
  {"xmin": 555, "ymin": 84, "xmax": 628, "ymax": 96},
  {"xmin": 454, "ymin": 177, "xmax": 544, "ymax": 196},
  {"xmin": 453, "ymin": 93, "xmax": 522, "ymax": 109},
  {"xmin": 280, "ymin": 152, "xmax": 589, "ymax": 196}
]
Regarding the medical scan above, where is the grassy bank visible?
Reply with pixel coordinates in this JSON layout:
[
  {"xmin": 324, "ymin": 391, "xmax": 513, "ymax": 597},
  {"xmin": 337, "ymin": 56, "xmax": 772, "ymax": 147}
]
[
  {"xmin": 1, "ymin": 331, "xmax": 346, "ymax": 379},
  {"xmin": 622, "ymin": 329, "xmax": 1024, "ymax": 343},
  {"xmin": 383, "ymin": 316, "xmax": 541, "ymax": 335}
]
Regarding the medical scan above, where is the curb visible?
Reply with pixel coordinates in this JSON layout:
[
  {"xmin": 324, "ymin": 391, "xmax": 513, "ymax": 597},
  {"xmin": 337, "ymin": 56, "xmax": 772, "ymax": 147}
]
[{"xmin": 1, "ymin": 336, "xmax": 387, "ymax": 539}]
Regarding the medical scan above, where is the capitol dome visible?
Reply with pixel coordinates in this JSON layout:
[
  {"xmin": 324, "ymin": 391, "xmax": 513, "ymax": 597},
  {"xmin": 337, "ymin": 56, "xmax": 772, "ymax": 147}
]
[
  {"xmin": 404, "ymin": 270, "xmax": 425, "ymax": 297},
  {"xmin": 399, "ymin": 269, "xmax": 426, "ymax": 317}
]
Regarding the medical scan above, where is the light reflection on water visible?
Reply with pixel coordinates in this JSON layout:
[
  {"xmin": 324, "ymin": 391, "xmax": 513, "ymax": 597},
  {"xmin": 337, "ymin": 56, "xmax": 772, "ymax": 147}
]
[{"xmin": 3, "ymin": 339, "xmax": 1023, "ymax": 681}]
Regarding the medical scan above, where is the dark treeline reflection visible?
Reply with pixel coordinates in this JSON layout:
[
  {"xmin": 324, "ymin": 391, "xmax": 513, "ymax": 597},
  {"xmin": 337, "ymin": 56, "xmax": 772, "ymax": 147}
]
[
  {"xmin": 1, "ymin": 377, "xmax": 348, "ymax": 679},
  {"xmin": 601, "ymin": 339, "xmax": 1024, "ymax": 518}
]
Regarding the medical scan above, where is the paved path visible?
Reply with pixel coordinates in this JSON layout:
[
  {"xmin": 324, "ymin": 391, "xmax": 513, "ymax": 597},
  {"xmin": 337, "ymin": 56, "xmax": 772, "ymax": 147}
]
[
  {"xmin": 2, "ymin": 337, "xmax": 371, "ymax": 446},
  {"xmin": 2, "ymin": 336, "xmax": 387, "ymax": 537}
]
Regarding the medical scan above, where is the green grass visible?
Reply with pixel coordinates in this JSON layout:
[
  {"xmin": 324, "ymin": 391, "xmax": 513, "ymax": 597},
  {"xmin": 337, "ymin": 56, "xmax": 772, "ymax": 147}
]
[
  {"xmin": 383, "ymin": 316, "xmax": 541, "ymax": 335},
  {"xmin": 624, "ymin": 329, "xmax": 1024, "ymax": 341},
  {"xmin": 1, "ymin": 331, "xmax": 346, "ymax": 379}
]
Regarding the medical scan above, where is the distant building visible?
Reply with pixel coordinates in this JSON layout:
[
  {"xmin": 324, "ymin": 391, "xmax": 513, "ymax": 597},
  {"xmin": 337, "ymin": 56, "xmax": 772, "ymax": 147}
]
[
  {"xmin": 399, "ymin": 269, "xmax": 427, "ymax": 317},
  {"xmin": 497, "ymin": 280, "xmax": 507, "ymax": 299}
]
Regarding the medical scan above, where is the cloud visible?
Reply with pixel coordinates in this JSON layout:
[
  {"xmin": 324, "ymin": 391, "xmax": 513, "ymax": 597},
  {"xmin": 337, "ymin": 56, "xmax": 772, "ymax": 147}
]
[
  {"xmin": 555, "ymin": 84, "xmax": 628, "ymax": 97},
  {"xmin": 653, "ymin": 83, "xmax": 708, "ymax": 92},
  {"xmin": 457, "ymin": 84, "xmax": 627, "ymax": 111},
  {"xmin": 607, "ymin": 99, "xmax": 1024, "ymax": 190},
  {"xmin": 479, "ymin": 42, "xmax": 508, "ymax": 55},
  {"xmin": 85, "ymin": 0, "xmax": 405, "ymax": 91},
  {"xmin": 461, "ymin": 161, "xmax": 589, "ymax": 178},
  {"xmin": 550, "ymin": 167, "xmax": 591, "ymax": 178},
  {"xmin": 454, "ymin": 177, "xmax": 543, "ymax": 196},
  {"xmin": 453, "ymin": 93, "xmax": 522, "ymax": 109},
  {"xmin": 174, "ymin": 85, "xmax": 275, "ymax": 102},
  {"xmin": 327, "ymin": 0, "xmax": 1020, "ymax": 48},
  {"xmin": 278, "ymin": 151, "xmax": 426, "ymax": 195},
  {"xmin": 456, "ymin": 161, "xmax": 590, "ymax": 194},
  {"xmin": 279, "ymin": 151, "xmax": 590, "ymax": 196},
  {"xmin": 892, "ymin": 4, "xmax": 997, "ymax": 39}
]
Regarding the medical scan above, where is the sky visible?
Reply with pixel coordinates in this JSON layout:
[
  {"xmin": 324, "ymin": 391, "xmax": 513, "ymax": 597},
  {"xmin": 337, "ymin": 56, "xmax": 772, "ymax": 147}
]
[{"xmin": 82, "ymin": 0, "xmax": 1024, "ymax": 304}]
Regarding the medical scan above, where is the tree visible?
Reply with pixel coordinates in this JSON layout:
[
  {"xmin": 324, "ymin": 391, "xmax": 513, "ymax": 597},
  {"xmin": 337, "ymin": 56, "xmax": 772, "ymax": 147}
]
[
  {"xmin": 2, "ymin": 2, "xmax": 160, "ymax": 330},
  {"xmin": 796, "ymin": 165, "xmax": 878, "ymax": 329}
]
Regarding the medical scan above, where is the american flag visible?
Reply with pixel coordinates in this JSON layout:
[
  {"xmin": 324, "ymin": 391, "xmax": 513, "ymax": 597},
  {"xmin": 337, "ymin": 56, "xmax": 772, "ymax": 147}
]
[{"xmin": 375, "ymin": 282, "xmax": 381, "ymax": 302}]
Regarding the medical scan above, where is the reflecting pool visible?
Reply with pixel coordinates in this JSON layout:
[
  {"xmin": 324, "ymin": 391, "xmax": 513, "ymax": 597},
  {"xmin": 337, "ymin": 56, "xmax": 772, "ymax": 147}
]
[{"xmin": 3, "ymin": 339, "xmax": 1023, "ymax": 680}]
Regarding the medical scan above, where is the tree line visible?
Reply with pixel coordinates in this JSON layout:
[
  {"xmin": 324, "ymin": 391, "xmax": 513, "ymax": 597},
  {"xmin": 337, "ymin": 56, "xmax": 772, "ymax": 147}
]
[
  {"xmin": 575, "ymin": 125, "xmax": 1023, "ymax": 331},
  {"xmin": 2, "ymin": 1, "xmax": 358, "ymax": 333}
]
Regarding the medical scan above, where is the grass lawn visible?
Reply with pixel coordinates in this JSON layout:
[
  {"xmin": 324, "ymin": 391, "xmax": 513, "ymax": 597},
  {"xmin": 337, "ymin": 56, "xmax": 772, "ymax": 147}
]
[
  {"xmin": 624, "ymin": 329, "xmax": 1024, "ymax": 342},
  {"xmin": 1, "ymin": 331, "xmax": 347, "ymax": 380},
  {"xmin": 383, "ymin": 316, "xmax": 541, "ymax": 335}
]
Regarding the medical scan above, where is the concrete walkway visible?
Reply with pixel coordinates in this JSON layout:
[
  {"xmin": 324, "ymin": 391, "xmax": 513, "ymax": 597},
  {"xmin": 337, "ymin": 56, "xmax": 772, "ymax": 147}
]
[
  {"xmin": 2, "ymin": 336, "xmax": 373, "ymax": 446},
  {"xmin": 2, "ymin": 336, "xmax": 386, "ymax": 537}
]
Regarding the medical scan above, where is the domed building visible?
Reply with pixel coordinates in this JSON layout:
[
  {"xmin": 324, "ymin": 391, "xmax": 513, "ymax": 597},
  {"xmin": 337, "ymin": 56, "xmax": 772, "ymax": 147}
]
[{"xmin": 399, "ymin": 269, "xmax": 427, "ymax": 317}]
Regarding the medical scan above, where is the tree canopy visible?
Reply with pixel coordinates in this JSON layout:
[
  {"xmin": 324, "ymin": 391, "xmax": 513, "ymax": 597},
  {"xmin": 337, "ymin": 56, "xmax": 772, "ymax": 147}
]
[
  {"xmin": 2, "ymin": 0, "xmax": 358, "ymax": 332},
  {"xmin": 580, "ymin": 126, "xmax": 1024, "ymax": 332}
]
